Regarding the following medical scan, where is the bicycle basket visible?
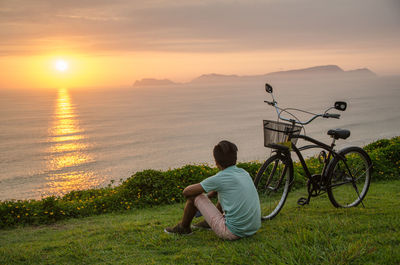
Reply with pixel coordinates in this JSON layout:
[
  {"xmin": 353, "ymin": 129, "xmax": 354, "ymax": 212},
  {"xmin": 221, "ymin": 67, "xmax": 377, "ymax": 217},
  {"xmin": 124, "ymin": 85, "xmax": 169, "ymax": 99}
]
[{"xmin": 263, "ymin": 120, "xmax": 302, "ymax": 147}]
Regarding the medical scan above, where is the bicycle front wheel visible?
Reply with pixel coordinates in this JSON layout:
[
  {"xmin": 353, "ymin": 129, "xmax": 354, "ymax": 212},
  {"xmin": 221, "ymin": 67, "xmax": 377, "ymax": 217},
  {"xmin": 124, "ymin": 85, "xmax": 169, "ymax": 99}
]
[
  {"xmin": 327, "ymin": 146, "xmax": 372, "ymax": 208},
  {"xmin": 254, "ymin": 154, "xmax": 293, "ymax": 220}
]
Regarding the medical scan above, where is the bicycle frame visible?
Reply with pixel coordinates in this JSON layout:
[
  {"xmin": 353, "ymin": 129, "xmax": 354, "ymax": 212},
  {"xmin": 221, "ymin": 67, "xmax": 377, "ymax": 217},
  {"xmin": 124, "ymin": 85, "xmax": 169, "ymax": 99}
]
[{"xmin": 289, "ymin": 134, "xmax": 340, "ymax": 181}]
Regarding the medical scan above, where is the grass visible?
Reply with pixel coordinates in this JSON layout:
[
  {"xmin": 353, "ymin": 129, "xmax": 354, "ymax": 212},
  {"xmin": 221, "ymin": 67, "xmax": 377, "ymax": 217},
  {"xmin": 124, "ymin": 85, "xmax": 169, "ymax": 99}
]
[{"xmin": 0, "ymin": 180, "xmax": 399, "ymax": 265}]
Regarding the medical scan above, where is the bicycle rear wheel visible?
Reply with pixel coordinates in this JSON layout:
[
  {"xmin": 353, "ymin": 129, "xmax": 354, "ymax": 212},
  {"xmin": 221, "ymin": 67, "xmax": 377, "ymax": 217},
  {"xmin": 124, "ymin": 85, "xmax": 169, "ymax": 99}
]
[
  {"xmin": 254, "ymin": 154, "xmax": 293, "ymax": 220},
  {"xmin": 327, "ymin": 146, "xmax": 372, "ymax": 208}
]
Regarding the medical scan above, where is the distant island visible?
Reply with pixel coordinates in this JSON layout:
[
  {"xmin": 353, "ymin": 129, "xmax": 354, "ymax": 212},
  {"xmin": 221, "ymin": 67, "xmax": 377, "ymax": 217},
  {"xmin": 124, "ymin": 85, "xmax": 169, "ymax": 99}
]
[
  {"xmin": 133, "ymin": 65, "xmax": 376, "ymax": 87},
  {"xmin": 133, "ymin": 78, "xmax": 178, "ymax": 87}
]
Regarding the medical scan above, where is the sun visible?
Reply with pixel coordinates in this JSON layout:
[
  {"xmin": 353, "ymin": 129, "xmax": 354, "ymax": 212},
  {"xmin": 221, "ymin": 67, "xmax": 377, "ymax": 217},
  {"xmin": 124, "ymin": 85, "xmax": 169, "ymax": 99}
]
[{"xmin": 55, "ymin": 59, "xmax": 69, "ymax": 72}]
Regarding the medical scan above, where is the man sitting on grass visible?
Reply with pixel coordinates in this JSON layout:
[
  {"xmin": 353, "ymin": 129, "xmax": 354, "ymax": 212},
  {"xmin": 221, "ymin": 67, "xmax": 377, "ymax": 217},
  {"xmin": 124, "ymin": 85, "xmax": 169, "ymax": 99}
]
[{"xmin": 164, "ymin": 140, "xmax": 261, "ymax": 240}]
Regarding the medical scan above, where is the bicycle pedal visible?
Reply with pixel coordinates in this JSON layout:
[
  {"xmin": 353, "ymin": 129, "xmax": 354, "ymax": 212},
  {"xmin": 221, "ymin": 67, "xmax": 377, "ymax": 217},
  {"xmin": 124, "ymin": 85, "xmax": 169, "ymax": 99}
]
[{"xmin": 297, "ymin": 197, "xmax": 309, "ymax": 206}]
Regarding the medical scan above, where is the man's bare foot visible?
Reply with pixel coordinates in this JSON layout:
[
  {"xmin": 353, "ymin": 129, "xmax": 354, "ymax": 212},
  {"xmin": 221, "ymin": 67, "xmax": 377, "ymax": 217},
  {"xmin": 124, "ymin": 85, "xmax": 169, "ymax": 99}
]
[
  {"xmin": 192, "ymin": 220, "xmax": 211, "ymax": 230},
  {"xmin": 164, "ymin": 223, "xmax": 193, "ymax": 235}
]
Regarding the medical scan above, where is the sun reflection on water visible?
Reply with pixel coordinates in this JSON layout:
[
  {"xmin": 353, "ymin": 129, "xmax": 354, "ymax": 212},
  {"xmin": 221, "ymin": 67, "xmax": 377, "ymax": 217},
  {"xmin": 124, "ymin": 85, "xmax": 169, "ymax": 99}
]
[{"xmin": 44, "ymin": 88, "xmax": 98, "ymax": 196}]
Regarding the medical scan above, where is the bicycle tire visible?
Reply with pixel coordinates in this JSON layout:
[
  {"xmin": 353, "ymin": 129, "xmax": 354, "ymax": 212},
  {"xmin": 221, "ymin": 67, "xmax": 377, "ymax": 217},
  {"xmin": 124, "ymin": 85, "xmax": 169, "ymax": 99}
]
[
  {"xmin": 254, "ymin": 153, "xmax": 293, "ymax": 220},
  {"xmin": 327, "ymin": 146, "xmax": 372, "ymax": 208}
]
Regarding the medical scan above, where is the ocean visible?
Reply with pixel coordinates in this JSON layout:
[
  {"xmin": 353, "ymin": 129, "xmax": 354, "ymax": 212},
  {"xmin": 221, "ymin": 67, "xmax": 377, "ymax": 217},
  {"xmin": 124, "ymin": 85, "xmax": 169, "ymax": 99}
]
[{"xmin": 1, "ymin": 75, "xmax": 399, "ymax": 200}]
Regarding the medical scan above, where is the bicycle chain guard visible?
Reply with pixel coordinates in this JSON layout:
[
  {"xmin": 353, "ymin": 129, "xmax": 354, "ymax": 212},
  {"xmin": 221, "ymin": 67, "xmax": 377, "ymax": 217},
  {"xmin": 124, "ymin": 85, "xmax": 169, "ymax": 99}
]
[{"xmin": 307, "ymin": 174, "xmax": 323, "ymax": 196}]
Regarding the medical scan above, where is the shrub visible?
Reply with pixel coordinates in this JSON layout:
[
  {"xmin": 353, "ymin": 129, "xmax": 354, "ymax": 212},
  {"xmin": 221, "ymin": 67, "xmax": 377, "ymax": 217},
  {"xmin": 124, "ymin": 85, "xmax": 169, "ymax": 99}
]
[
  {"xmin": 364, "ymin": 136, "xmax": 400, "ymax": 180},
  {"xmin": 237, "ymin": 161, "xmax": 263, "ymax": 178},
  {"xmin": 118, "ymin": 165, "xmax": 218, "ymax": 207}
]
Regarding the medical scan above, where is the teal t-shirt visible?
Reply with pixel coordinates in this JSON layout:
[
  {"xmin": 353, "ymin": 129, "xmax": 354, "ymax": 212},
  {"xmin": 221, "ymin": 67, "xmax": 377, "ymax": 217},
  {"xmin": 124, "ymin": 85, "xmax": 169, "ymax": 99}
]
[{"xmin": 200, "ymin": 165, "xmax": 261, "ymax": 237}]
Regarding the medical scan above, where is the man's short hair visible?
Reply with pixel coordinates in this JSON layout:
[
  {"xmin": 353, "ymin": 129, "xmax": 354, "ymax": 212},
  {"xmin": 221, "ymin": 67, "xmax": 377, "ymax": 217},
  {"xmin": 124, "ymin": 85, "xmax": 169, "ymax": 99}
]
[{"xmin": 213, "ymin": 140, "xmax": 238, "ymax": 169}]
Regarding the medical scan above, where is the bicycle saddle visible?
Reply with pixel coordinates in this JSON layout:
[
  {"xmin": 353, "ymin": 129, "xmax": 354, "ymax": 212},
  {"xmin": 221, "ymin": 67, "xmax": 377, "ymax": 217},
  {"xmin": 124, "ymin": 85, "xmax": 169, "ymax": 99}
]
[{"xmin": 327, "ymin": 128, "xmax": 351, "ymax": 140}]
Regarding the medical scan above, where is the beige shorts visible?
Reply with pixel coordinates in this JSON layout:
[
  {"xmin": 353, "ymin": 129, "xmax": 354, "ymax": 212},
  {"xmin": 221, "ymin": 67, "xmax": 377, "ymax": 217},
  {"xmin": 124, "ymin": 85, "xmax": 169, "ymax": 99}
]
[{"xmin": 194, "ymin": 194, "xmax": 240, "ymax": 241}]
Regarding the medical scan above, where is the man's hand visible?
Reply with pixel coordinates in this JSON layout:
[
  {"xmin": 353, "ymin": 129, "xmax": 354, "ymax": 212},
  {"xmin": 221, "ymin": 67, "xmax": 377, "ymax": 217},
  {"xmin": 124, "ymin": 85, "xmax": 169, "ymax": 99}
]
[
  {"xmin": 182, "ymin": 183, "xmax": 205, "ymax": 198},
  {"xmin": 207, "ymin": 191, "xmax": 218, "ymax": 198}
]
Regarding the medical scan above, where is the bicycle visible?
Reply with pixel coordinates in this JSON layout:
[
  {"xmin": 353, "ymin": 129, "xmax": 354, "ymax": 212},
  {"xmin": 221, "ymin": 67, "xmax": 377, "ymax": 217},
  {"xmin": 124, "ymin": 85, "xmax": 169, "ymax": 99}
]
[{"xmin": 254, "ymin": 83, "xmax": 373, "ymax": 220}]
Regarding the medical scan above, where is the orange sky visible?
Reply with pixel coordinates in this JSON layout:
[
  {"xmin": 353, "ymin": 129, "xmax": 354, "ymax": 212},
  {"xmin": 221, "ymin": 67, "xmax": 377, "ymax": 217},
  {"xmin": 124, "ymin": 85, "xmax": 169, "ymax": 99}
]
[{"xmin": 0, "ymin": 0, "xmax": 399, "ymax": 89}]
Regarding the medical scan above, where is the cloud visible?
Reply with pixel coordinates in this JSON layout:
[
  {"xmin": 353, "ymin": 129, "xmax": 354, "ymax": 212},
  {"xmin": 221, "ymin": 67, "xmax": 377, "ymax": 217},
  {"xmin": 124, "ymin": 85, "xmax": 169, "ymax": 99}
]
[{"xmin": 0, "ymin": 0, "xmax": 399, "ymax": 56}]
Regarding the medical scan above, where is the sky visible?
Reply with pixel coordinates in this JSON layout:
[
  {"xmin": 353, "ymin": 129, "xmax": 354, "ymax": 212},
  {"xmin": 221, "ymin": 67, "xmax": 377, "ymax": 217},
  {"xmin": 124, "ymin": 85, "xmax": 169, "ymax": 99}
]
[{"xmin": 0, "ymin": 0, "xmax": 399, "ymax": 89}]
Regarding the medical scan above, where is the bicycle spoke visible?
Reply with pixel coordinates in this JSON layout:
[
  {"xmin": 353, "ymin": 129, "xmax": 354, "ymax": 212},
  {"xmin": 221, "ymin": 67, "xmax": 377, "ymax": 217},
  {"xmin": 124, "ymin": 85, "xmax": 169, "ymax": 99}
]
[
  {"xmin": 351, "ymin": 179, "xmax": 365, "ymax": 207},
  {"xmin": 345, "ymin": 161, "xmax": 370, "ymax": 207}
]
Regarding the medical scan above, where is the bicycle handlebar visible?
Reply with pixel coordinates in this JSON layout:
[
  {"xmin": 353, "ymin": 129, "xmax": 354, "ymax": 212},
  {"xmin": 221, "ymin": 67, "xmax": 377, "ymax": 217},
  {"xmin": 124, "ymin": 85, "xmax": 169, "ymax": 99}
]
[
  {"xmin": 323, "ymin": 113, "xmax": 340, "ymax": 119},
  {"xmin": 264, "ymin": 99, "xmax": 341, "ymax": 125},
  {"xmin": 264, "ymin": 100, "xmax": 275, "ymax": 106}
]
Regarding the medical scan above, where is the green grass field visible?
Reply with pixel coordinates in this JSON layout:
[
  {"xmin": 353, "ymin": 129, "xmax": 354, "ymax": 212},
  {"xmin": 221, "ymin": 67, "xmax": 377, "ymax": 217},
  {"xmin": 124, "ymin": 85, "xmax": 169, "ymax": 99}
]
[{"xmin": 1, "ymin": 180, "xmax": 399, "ymax": 265}]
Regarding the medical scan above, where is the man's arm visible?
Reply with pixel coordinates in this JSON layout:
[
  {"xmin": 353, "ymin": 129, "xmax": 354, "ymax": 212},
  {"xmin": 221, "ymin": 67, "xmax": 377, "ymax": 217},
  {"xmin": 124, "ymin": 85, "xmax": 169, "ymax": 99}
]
[{"xmin": 182, "ymin": 183, "xmax": 205, "ymax": 198}]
